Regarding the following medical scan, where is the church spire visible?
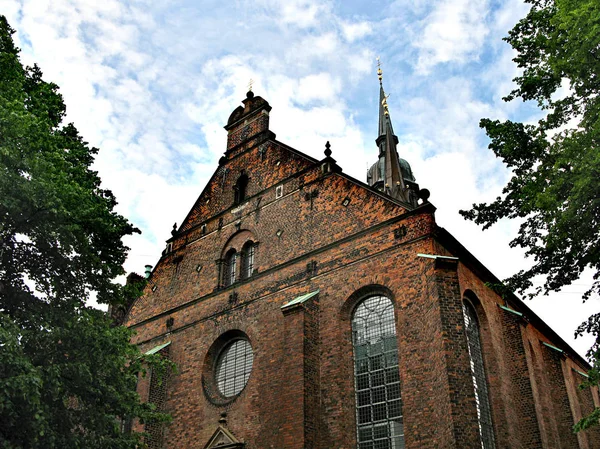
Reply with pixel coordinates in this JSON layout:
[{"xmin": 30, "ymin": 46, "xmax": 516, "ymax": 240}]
[
  {"xmin": 367, "ymin": 59, "xmax": 418, "ymax": 206},
  {"xmin": 377, "ymin": 61, "xmax": 394, "ymax": 144}
]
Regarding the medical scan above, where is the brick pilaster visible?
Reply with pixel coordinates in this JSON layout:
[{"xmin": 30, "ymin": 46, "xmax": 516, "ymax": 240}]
[
  {"xmin": 541, "ymin": 344, "xmax": 580, "ymax": 449},
  {"xmin": 434, "ymin": 258, "xmax": 481, "ymax": 448},
  {"xmin": 499, "ymin": 309, "xmax": 543, "ymax": 448},
  {"xmin": 280, "ymin": 293, "xmax": 320, "ymax": 449}
]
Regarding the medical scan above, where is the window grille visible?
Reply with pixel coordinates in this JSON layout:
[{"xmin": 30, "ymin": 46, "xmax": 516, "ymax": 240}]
[
  {"xmin": 463, "ymin": 301, "xmax": 495, "ymax": 449},
  {"xmin": 352, "ymin": 295, "xmax": 404, "ymax": 449},
  {"xmin": 240, "ymin": 242, "xmax": 255, "ymax": 280},
  {"xmin": 215, "ymin": 339, "xmax": 254, "ymax": 397},
  {"xmin": 224, "ymin": 250, "xmax": 237, "ymax": 286}
]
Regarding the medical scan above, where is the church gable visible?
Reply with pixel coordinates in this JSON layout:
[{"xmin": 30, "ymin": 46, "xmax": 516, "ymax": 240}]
[
  {"xmin": 179, "ymin": 140, "xmax": 316, "ymax": 233},
  {"xmin": 125, "ymin": 91, "xmax": 427, "ymax": 327},
  {"xmin": 125, "ymin": 154, "xmax": 422, "ymax": 326}
]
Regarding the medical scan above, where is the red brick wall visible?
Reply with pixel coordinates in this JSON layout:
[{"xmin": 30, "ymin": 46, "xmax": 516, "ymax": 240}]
[{"xmin": 126, "ymin": 98, "xmax": 596, "ymax": 449}]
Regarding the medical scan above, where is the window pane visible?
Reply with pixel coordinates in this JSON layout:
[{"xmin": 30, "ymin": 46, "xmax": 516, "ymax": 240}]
[
  {"xmin": 352, "ymin": 296, "xmax": 404, "ymax": 449},
  {"xmin": 215, "ymin": 339, "xmax": 253, "ymax": 397},
  {"xmin": 224, "ymin": 251, "xmax": 237, "ymax": 286},
  {"xmin": 240, "ymin": 242, "xmax": 255, "ymax": 280},
  {"xmin": 463, "ymin": 301, "xmax": 495, "ymax": 449}
]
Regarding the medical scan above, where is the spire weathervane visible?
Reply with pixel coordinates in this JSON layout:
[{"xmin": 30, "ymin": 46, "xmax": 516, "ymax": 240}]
[
  {"xmin": 376, "ymin": 56, "xmax": 383, "ymax": 84},
  {"xmin": 247, "ymin": 78, "xmax": 254, "ymax": 92}
]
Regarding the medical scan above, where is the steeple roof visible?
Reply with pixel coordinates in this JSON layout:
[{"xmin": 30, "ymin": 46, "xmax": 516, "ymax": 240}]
[
  {"xmin": 367, "ymin": 62, "xmax": 418, "ymax": 206},
  {"xmin": 378, "ymin": 83, "xmax": 395, "ymax": 141}
]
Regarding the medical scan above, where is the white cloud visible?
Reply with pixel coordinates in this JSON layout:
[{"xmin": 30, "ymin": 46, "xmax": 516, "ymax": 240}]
[
  {"xmin": 341, "ymin": 20, "xmax": 372, "ymax": 42},
  {"xmin": 296, "ymin": 72, "xmax": 342, "ymax": 105},
  {"xmin": 279, "ymin": 0, "xmax": 332, "ymax": 28},
  {"xmin": 415, "ymin": 0, "xmax": 490, "ymax": 73}
]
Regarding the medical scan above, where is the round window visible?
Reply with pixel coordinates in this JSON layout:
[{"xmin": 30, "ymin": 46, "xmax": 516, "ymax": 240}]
[{"xmin": 215, "ymin": 339, "xmax": 254, "ymax": 397}]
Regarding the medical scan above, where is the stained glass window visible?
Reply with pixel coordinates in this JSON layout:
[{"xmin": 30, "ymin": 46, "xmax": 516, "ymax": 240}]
[
  {"xmin": 352, "ymin": 295, "xmax": 404, "ymax": 449},
  {"xmin": 463, "ymin": 301, "xmax": 495, "ymax": 449}
]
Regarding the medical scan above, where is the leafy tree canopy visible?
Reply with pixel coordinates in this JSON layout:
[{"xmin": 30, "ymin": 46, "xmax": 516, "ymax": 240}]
[
  {"xmin": 460, "ymin": 0, "xmax": 599, "ymax": 429},
  {"xmin": 0, "ymin": 16, "xmax": 171, "ymax": 447}
]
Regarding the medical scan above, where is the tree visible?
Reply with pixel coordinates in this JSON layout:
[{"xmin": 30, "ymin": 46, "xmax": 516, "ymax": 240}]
[
  {"xmin": 460, "ymin": 0, "xmax": 600, "ymax": 430},
  {"xmin": 0, "ymin": 16, "xmax": 171, "ymax": 447}
]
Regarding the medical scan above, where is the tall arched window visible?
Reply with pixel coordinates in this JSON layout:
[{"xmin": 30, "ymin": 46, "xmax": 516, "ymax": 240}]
[
  {"xmin": 224, "ymin": 249, "xmax": 237, "ymax": 287},
  {"xmin": 240, "ymin": 241, "xmax": 255, "ymax": 280},
  {"xmin": 352, "ymin": 295, "xmax": 404, "ymax": 449},
  {"xmin": 463, "ymin": 300, "xmax": 495, "ymax": 449}
]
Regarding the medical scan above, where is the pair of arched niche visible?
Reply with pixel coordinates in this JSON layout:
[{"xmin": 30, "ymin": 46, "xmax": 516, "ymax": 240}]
[
  {"xmin": 219, "ymin": 230, "xmax": 258, "ymax": 288},
  {"xmin": 346, "ymin": 286, "xmax": 496, "ymax": 449}
]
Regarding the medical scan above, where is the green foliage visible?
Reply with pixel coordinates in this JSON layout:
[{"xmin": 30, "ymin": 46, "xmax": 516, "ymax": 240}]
[
  {"xmin": 460, "ymin": 0, "xmax": 599, "ymax": 430},
  {"xmin": 0, "ymin": 16, "xmax": 173, "ymax": 447}
]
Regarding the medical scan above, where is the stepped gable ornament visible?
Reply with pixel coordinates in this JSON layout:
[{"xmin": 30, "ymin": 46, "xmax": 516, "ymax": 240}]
[
  {"xmin": 203, "ymin": 413, "xmax": 245, "ymax": 449},
  {"xmin": 324, "ymin": 140, "xmax": 332, "ymax": 157},
  {"xmin": 320, "ymin": 140, "xmax": 341, "ymax": 175}
]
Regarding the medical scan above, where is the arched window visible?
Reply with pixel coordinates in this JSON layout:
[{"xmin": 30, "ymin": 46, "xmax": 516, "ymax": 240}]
[
  {"xmin": 352, "ymin": 295, "xmax": 404, "ymax": 449},
  {"xmin": 234, "ymin": 171, "xmax": 248, "ymax": 205},
  {"xmin": 463, "ymin": 300, "xmax": 495, "ymax": 449},
  {"xmin": 240, "ymin": 241, "xmax": 255, "ymax": 280},
  {"xmin": 223, "ymin": 249, "xmax": 237, "ymax": 287}
]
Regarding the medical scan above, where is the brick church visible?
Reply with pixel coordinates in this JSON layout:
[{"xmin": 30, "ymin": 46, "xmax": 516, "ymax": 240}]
[{"xmin": 124, "ymin": 69, "xmax": 600, "ymax": 448}]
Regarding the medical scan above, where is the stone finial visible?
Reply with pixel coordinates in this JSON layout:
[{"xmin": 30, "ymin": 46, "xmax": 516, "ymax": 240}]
[
  {"xmin": 171, "ymin": 223, "xmax": 177, "ymax": 236},
  {"xmin": 324, "ymin": 141, "xmax": 332, "ymax": 157}
]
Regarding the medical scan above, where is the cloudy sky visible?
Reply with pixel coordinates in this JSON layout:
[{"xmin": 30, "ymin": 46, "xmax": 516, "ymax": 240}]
[{"xmin": 3, "ymin": 0, "xmax": 597, "ymax": 358}]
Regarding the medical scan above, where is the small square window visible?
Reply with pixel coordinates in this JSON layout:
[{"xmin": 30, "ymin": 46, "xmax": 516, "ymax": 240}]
[
  {"xmin": 275, "ymin": 185, "xmax": 283, "ymax": 199},
  {"xmin": 342, "ymin": 197, "xmax": 351, "ymax": 207}
]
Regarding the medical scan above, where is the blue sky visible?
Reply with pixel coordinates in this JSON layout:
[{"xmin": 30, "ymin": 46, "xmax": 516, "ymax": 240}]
[{"xmin": 4, "ymin": 0, "xmax": 597, "ymax": 358}]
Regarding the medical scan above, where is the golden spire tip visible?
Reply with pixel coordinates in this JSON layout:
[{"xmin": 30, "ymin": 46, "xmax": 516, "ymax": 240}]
[{"xmin": 376, "ymin": 56, "xmax": 383, "ymax": 83}]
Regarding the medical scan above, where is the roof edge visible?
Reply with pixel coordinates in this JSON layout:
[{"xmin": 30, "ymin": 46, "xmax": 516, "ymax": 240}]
[{"xmin": 435, "ymin": 225, "xmax": 591, "ymax": 370}]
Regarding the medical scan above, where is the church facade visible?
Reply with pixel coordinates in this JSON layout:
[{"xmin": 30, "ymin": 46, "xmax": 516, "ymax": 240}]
[{"xmin": 124, "ymin": 76, "xmax": 600, "ymax": 449}]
